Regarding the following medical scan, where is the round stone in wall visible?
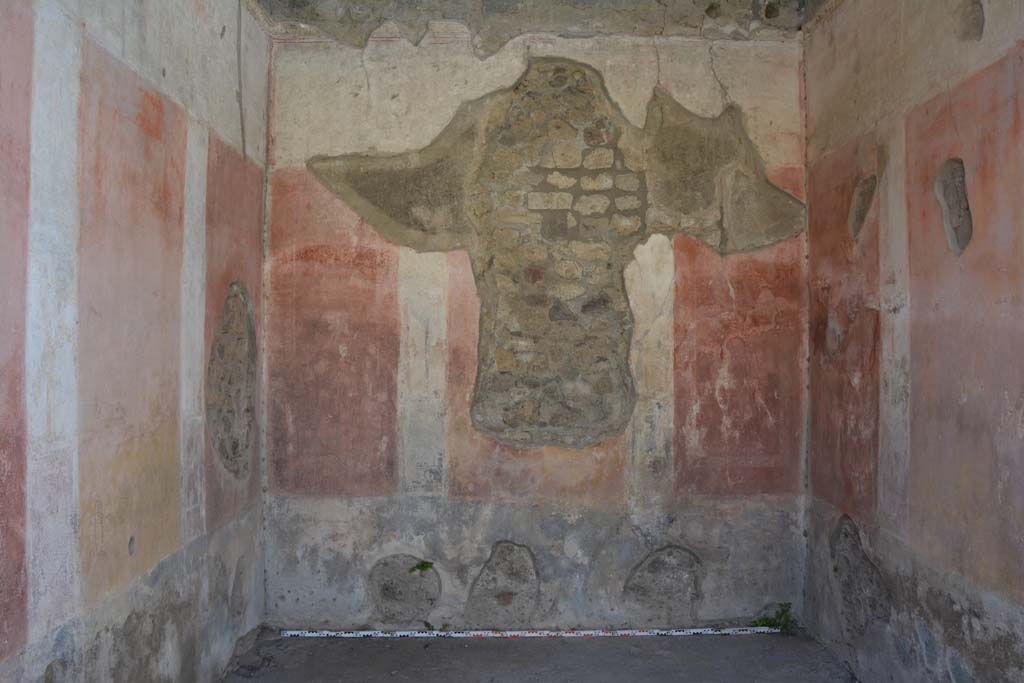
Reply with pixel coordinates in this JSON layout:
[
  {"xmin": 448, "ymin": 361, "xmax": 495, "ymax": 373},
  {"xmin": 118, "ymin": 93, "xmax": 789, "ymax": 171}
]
[
  {"xmin": 206, "ymin": 281, "xmax": 257, "ymax": 479},
  {"xmin": 368, "ymin": 554, "xmax": 442, "ymax": 624}
]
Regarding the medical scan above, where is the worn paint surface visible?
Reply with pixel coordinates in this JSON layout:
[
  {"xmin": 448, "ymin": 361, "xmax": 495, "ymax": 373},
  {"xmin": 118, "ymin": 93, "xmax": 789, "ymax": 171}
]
[
  {"xmin": 77, "ymin": 38, "xmax": 187, "ymax": 605},
  {"xmin": 268, "ymin": 167, "xmax": 400, "ymax": 496},
  {"xmin": 205, "ymin": 131, "xmax": 264, "ymax": 531},
  {"xmin": 905, "ymin": 44, "xmax": 1024, "ymax": 602},
  {"xmin": 446, "ymin": 250, "xmax": 627, "ymax": 504},
  {"xmin": 673, "ymin": 235, "xmax": 805, "ymax": 496},
  {"xmin": 0, "ymin": 0, "xmax": 33, "ymax": 662},
  {"xmin": 808, "ymin": 140, "xmax": 880, "ymax": 520}
]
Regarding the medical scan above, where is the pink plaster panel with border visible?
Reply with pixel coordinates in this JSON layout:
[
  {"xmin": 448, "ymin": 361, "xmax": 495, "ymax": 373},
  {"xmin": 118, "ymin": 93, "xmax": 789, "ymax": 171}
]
[
  {"xmin": 204, "ymin": 131, "xmax": 264, "ymax": 531},
  {"xmin": 77, "ymin": 39, "xmax": 187, "ymax": 605},
  {"xmin": 268, "ymin": 168, "xmax": 400, "ymax": 497},
  {"xmin": 905, "ymin": 44, "xmax": 1024, "ymax": 601},
  {"xmin": 673, "ymin": 235, "xmax": 806, "ymax": 497}
]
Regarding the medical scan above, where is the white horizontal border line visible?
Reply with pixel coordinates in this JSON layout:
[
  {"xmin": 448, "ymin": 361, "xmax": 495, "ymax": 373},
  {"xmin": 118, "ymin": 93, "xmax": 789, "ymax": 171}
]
[{"xmin": 281, "ymin": 627, "xmax": 780, "ymax": 639}]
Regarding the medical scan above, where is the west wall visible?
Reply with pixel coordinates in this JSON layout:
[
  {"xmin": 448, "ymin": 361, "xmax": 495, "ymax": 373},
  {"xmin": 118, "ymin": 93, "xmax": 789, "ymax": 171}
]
[
  {"xmin": 804, "ymin": 0, "xmax": 1024, "ymax": 680},
  {"xmin": 0, "ymin": 1, "xmax": 271, "ymax": 680},
  {"xmin": 264, "ymin": 24, "xmax": 809, "ymax": 630}
]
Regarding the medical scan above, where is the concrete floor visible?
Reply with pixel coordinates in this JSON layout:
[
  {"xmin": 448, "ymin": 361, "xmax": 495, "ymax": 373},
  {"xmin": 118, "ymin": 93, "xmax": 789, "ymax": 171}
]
[{"xmin": 224, "ymin": 631, "xmax": 855, "ymax": 682}]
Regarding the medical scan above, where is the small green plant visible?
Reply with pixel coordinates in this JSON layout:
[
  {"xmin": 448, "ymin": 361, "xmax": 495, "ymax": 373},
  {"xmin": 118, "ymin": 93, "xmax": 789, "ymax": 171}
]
[
  {"xmin": 408, "ymin": 560, "xmax": 434, "ymax": 574},
  {"xmin": 705, "ymin": 2, "xmax": 721, "ymax": 19},
  {"xmin": 440, "ymin": 623, "xmax": 450, "ymax": 631},
  {"xmin": 764, "ymin": 1, "xmax": 780, "ymax": 20},
  {"xmin": 423, "ymin": 621, "xmax": 434, "ymax": 631},
  {"xmin": 752, "ymin": 602, "xmax": 797, "ymax": 634}
]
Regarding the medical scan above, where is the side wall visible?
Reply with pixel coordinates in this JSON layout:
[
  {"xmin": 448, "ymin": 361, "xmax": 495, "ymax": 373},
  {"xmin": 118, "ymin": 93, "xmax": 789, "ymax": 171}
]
[
  {"xmin": 805, "ymin": 0, "xmax": 1024, "ymax": 680},
  {"xmin": 0, "ymin": 1, "xmax": 271, "ymax": 680},
  {"xmin": 264, "ymin": 26, "xmax": 808, "ymax": 630}
]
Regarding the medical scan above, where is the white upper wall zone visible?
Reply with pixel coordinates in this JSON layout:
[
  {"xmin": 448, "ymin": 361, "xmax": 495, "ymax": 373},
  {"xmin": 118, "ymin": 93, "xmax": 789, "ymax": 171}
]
[{"xmin": 270, "ymin": 29, "xmax": 803, "ymax": 174}]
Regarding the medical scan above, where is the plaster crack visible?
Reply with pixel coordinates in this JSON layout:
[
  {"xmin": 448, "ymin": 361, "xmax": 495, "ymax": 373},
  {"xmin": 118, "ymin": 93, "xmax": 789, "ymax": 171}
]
[
  {"xmin": 650, "ymin": 39, "xmax": 664, "ymax": 89},
  {"xmin": 360, "ymin": 48, "xmax": 373, "ymax": 99},
  {"xmin": 708, "ymin": 42, "xmax": 732, "ymax": 109},
  {"xmin": 236, "ymin": 0, "xmax": 247, "ymax": 158}
]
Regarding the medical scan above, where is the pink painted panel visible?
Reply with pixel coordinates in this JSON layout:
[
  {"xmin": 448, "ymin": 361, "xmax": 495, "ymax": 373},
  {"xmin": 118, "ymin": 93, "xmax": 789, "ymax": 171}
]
[
  {"xmin": 268, "ymin": 167, "xmax": 399, "ymax": 496},
  {"xmin": 905, "ymin": 45, "xmax": 1024, "ymax": 600},
  {"xmin": 77, "ymin": 39, "xmax": 187, "ymax": 604},
  {"xmin": 446, "ymin": 251, "xmax": 626, "ymax": 505},
  {"xmin": 808, "ymin": 141, "xmax": 880, "ymax": 521},
  {"xmin": 204, "ymin": 132, "xmax": 263, "ymax": 530},
  {"xmin": 674, "ymin": 235, "xmax": 805, "ymax": 497},
  {"xmin": 0, "ymin": 1, "xmax": 32, "ymax": 662}
]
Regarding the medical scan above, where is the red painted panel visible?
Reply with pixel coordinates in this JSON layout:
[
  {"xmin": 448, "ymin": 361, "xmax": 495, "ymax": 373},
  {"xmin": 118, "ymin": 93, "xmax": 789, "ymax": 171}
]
[
  {"xmin": 673, "ymin": 235, "xmax": 805, "ymax": 496},
  {"xmin": 808, "ymin": 141, "xmax": 880, "ymax": 520},
  {"xmin": 204, "ymin": 132, "xmax": 264, "ymax": 530},
  {"xmin": 906, "ymin": 45, "xmax": 1024, "ymax": 600},
  {"xmin": 268, "ymin": 168, "xmax": 399, "ymax": 496},
  {"xmin": 0, "ymin": 1, "xmax": 32, "ymax": 662},
  {"xmin": 77, "ymin": 39, "xmax": 187, "ymax": 602},
  {"xmin": 446, "ymin": 251, "xmax": 626, "ymax": 505}
]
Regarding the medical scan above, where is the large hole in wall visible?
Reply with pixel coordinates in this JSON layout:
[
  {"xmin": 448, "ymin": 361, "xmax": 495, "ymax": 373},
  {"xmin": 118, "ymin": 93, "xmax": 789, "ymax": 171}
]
[
  {"xmin": 206, "ymin": 281, "xmax": 258, "ymax": 478},
  {"xmin": 307, "ymin": 57, "xmax": 805, "ymax": 449},
  {"xmin": 933, "ymin": 158, "xmax": 973, "ymax": 257}
]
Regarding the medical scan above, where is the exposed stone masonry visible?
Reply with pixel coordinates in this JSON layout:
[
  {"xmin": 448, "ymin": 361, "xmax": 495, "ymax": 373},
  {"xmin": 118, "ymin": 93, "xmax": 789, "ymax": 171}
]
[
  {"xmin": 309, "ymin": 58, "xmax": 804, "ymax": 448},
  {"xmin": 206, "ymin": 282, "xmax": 258, "ymax": 478}
]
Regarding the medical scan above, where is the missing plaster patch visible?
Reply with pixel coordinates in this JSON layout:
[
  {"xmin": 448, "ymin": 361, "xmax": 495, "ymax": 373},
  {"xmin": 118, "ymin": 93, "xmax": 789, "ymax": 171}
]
[
  {"xmin": 466, "ymin": 541, "xmax": 539, "ymax": 629},
  {"xmin": 954, "ymin": 0, "xmax": 985, "ymax": 42},
  {"xmin": 829, "ymin": 516, "xmax": 891, "ymax": 640},
  {"xmin": 308, "ymin": 57, "xmax": 805, "ymax": 449},
  {"xmin": 847, "ymin": 175, "xmax": 877, "ymax": 240},
  {"xmin": 206, "ymin": 281, "xmax": 257, "ymax": 478},
  {"xmin": 933, "ymin": 158, "xmax": 973, "ymax": 257},
  {"xmin": 624, "ymin": 545, "xmax": 703, "ymax": 623},
  {"xmin": 369, "ymin": 554, "xmax": 442, "ymax": 624}
]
